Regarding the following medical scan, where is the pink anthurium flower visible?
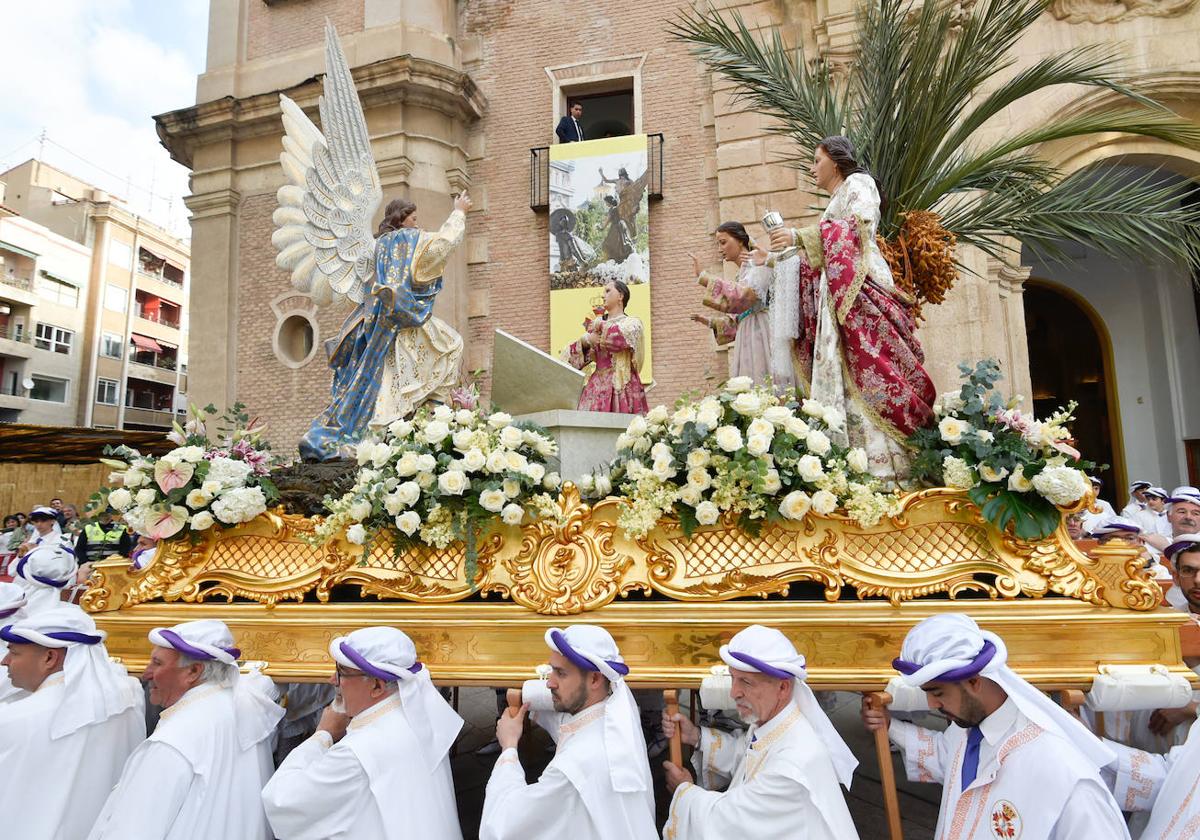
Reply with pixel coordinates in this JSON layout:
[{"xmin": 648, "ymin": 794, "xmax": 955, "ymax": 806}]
[
  {"xmin": 154, "ymin": 458, "xmax": 195, "ymax": 494},
  {"xmin": 144, "ymin": 505, "xmax": 189, "ymax": 540}
]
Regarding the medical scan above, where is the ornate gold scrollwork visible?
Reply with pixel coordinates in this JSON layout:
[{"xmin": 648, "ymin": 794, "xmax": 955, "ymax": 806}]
[{"xmin": 84, "ymin": 486, "xmax": 1161, "ymax": 616}]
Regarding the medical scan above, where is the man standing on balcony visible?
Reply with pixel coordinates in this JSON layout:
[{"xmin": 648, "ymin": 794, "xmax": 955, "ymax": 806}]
[{"xmin": 556, "ymin": 102, "xmax": 585, "ymax": 144}]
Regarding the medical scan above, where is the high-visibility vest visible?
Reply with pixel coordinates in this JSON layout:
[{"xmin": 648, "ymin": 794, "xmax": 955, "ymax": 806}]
[{"xmin": 84, "ymin": 523, "xmax": 124, "ymax": 545}]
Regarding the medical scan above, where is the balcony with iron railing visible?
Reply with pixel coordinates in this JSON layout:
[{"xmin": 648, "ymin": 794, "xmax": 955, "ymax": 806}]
[
  {"xmin": 135, "ymin": 307, "xmax": 181, "ymax": 330},
  {"xmin": 530, "ymin": 133, "xmax": 664, "ymax": 212},
  {"xmin": 0, "ymin": 326, "xmax": 33, "ymax": 359}
]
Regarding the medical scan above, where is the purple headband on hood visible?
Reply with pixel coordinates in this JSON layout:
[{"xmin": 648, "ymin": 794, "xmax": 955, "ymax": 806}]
[
  {"xmin": 893, "ymin": 639, "xmax": 998, "ymax": 683},
  {"xmin": 549, "ymin": 629, "xmax": 630, "ymax": 677}
]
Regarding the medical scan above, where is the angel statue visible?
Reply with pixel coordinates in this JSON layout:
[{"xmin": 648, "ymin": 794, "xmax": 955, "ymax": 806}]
[{"xmin": 272, "ymin": 23, "xmax": 471, "ymax": 461}]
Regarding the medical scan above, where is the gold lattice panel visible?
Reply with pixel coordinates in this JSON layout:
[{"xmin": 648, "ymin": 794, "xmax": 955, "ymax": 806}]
[{"xmin": 844, "ymin": 522, "xmax": 993, "ymax": 573}]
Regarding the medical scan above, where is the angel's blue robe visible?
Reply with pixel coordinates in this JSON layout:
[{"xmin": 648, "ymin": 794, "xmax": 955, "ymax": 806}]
[{"xmin": 298, "ymin": 228, "xmax": 442, "ymax": 461}]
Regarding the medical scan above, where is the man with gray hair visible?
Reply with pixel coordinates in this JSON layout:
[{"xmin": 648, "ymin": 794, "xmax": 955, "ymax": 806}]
[
  {"xmin": 262, "ymin": 626, "xmax": 464, "ymax": 839},
  {"xmin": 88, "ymin": 619, "xmax": 283, "ymax": 840},
  {"xmin": 0, "ymin": 605, "xmax": 144, "ymax": 840}
]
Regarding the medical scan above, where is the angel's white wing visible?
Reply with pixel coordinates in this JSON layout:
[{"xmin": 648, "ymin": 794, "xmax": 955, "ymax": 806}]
[{"xmin": 272, "ymin": 21, "xmax": 382, "ymax": 306}]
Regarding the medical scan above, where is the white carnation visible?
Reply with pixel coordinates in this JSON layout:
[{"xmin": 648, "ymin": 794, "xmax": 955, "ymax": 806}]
[
  {"xmin": 501, "ymin": 503, "xmax": 524, "ymax": 526},
  {"xmin": 210, "ymin": 486, "xmax": 268, "ymax": 524},
  {"xmin": 1031, "ymin": 466, "xmax": 1090, "ymax": 506},
  {"xmin": 346, "ymin": 523, "xmax": 367, "ymax": 545},
  {"xmin": 811, "ymin": 489, "xmax": 838, "ymax": 515},
  {"xmin": 438, "ymin": 470, "xmax": 468, "ymax": 496},
  {"xmin": 715, "ymin": 425, "xmax": 743, "ymax": 453},
  {"xmin": 780, "ymin": 490, "xmax": 812, "ymax": 521}
]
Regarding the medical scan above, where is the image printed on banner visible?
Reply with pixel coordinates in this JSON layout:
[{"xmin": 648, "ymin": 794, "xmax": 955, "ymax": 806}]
[{"xmin": 548, "ymin": 136, "xmax": 650, "ymax": 291}]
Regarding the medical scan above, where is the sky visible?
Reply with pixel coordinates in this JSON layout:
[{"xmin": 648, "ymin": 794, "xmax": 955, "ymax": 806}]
[{"xmin": 0, "ymin": 1, "xmax": 209, "ymax": 239}]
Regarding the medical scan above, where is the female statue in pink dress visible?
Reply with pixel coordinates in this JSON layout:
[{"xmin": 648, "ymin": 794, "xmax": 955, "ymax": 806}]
[
  {"xmin": 561, "ymin": 280, "xmax": 649, "ymax": 415},
  {"xmin": 689, "ymin": 221, "xmax": 795, "ymax": 390}
]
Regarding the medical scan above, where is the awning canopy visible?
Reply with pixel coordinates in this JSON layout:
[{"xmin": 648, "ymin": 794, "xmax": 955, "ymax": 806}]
[
  {"xmin": 0, "ymin": 424, "xmax": 174, "ymax": 464},
  {"xmin": 130, "ymin": 333, "xmax": 164, "ymax": 353},
  {"xmin": 0, "ymin": 240, "xmax": 38, "ymax": 260},
  {"xmin": 39, "ymin": 268, "xmax": 79, "ymax": 287}
]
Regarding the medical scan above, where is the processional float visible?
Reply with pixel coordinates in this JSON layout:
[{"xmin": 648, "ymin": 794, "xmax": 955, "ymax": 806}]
[{"xmin": 82, "ymin": 22, "xmax": 1196, "ymax": 840}]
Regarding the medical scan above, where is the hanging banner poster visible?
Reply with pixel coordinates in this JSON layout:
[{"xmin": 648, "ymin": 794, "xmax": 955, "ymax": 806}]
[{"xmin": 548, "ymin": 134, "xmax": 652, "ymax": 383}]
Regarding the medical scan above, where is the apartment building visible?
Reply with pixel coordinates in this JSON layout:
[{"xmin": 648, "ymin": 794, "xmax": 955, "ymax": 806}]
[{"xmin": 0, "ymin": 160, "xmax": 190, "ymax": 430}]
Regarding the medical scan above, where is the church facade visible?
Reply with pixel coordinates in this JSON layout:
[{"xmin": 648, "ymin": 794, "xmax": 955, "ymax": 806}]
[{"xmin": 155, "ymin": 0, "xmax": 1200, "ymax": 504}]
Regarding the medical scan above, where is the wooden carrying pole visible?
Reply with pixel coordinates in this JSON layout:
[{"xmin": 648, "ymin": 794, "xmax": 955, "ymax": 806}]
[
  {"xmin": 866, "ymin": 691, "xmax": 904, "ymax": 840},
  {"xmin": 664, "ymin": 688, "xmax": 683, "ymax": 766},
  {"xmin": 505, "ymin": 688, "xmax": 522, "ymax": 717}
]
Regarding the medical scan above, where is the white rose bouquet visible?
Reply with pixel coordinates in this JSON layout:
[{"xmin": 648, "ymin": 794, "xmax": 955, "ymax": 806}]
[
  {"xmin": 908, "ymin": 360, "xmax": 1098, "ymax": 539},
  {"xmin": 315, "ymin": 405, "xmax": 562, "ymax": 562},
  {"xmin": 584, "ymin": 378, "xmax": 900, "ymax": 539},
  {"xmin": 95, "ymin": 403, "xmax": 277, "ymax": 541}
]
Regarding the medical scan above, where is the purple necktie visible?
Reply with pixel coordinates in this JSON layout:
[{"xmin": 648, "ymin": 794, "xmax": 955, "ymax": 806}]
[{"xmin": 961, "ymin": 726, "xmax": 983, "ymax": 791}]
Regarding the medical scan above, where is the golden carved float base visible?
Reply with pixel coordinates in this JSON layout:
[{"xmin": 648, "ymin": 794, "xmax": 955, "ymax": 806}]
[
  {"xmin": 93, "ymin": 600, "xmax": 1194, "ymax": 689},
  {"xmin": 81, "ymin": 487, "xmax": 1162, "ymax": 616}
]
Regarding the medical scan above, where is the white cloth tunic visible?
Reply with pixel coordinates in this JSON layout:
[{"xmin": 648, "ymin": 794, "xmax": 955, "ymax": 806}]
[
  {"xmin": 890, "ymin": 699, "xmax": 1129, "ymax": 839},
  {"xmin": 0, "ymin": 671, "xmax": 144, "ymax": 840},
  {"xmin": 88, "ymin": 684, "xmax": 276, "ymax": 840},
  {"xmin": 663, "ymin": 704, "xmax": 860, "ymax": 839},
  {"xmin": 1105, "ymin": 720, "xmax": 1200, "ymax": 839},
  {"xmin": 479, "ymin": 699, "xmax": 658, "ymax": 840},
  {"xmin": 262, "ymin": 693, "xmax": 462, "ymax": 840}
]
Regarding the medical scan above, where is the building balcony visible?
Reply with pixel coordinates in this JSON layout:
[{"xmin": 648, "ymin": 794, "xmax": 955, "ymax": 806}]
[
  {"xmin": 133, "ymin": 314, "xmax": 182, "ymax": 343},
  {"xmin": 122, "ymin": 406, "xmax": 176, "ymax": 428},
  {"xmin": 136, "ymin": 269, "xmax": 185, "ymax": 300},
  {"xmin": 529, "ymin": 132, "xmax": 664, "ymax": 212},
  {"xmin": 0, "ymin": 390, "xmax": 30, "ymax": 412},
  {"xmin": 129, "ymin": 359, "xmax": 178, "ymax": 385},
  {"xmin": 0, "ymin": 329, "xmax": 34, "ymax": 360},
  {"xmin": 0, "ymin": 272, "xmax": 38, "ymax": 307}
]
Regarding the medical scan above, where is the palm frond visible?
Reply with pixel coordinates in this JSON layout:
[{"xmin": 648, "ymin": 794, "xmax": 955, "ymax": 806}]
[
  {"xmin": 666, "ymin": 8, "xmax": 847, "ymax": 156},
  {"xmin": 939, "ymin": 166, "xmax": 1200, "ymax": 268}
]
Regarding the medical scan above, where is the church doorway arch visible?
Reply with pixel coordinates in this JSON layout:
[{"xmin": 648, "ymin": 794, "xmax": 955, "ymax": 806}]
[{"xmin": 1022, "ymin": 280, "xmax": 1124, "ymax": 507}]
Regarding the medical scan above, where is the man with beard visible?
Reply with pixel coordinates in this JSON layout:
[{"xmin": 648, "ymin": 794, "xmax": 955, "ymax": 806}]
[
  {"xmin": 659, "ymin": 624, "xmax": 860, "ymax": 839},
  {"xmin": 478, "ymin": 624, "xmax": 657, "ymax": 840},
  {"xmin": 862, "ymin": 613, "xmax": 1128, "ymax": 838},
  {"xmin": 262, "ymin": 626, "xmax": 464, "ymax": 839}
]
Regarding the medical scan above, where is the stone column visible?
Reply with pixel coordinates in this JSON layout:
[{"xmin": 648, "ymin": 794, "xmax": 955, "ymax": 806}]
[{"xmin": 184, "ymin": 186, "xmax": 241, "ymax": 412}]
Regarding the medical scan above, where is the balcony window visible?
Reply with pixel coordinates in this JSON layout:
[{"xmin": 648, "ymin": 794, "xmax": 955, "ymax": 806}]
[
  {"xmin": 125, "ymin": 377, "xmax": 174, "ymax": 412},
  {"xmin": 35, "ymin": 273, "xmax": 79, "ymax": 307},
  {"xmin": 96, "ymin": 378, "xmax": 118, "ymax": 405},
  {"xmin": 101, "ymin": 332, "xmax": 123, "ymax": 359},
  {"xmin": 137, "ymin": 248, "xmax": 185, "ymax": 289},
  {"xmin": 105, "ymin": 283, "xmax": 127, "ymax": 313},
  {"xmin": 129, "ymin": 334, "xmax": 178, "ymax": 370},
  {"xmin": 135, "ymin": 290, "xmax": 181, "ymax": 329},
  {"xmin": 34, "ymin": 323, "xmax": 73, "ymax": 354},
  {"xmin": 29, "ymin": 375, "xmax": 68, "ymax": 403}
]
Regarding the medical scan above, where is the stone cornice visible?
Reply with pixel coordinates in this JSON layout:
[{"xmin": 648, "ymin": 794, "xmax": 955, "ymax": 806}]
[{"xmin": 155, "ymin": 55, "xmax": 487, "ymax": 169}]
